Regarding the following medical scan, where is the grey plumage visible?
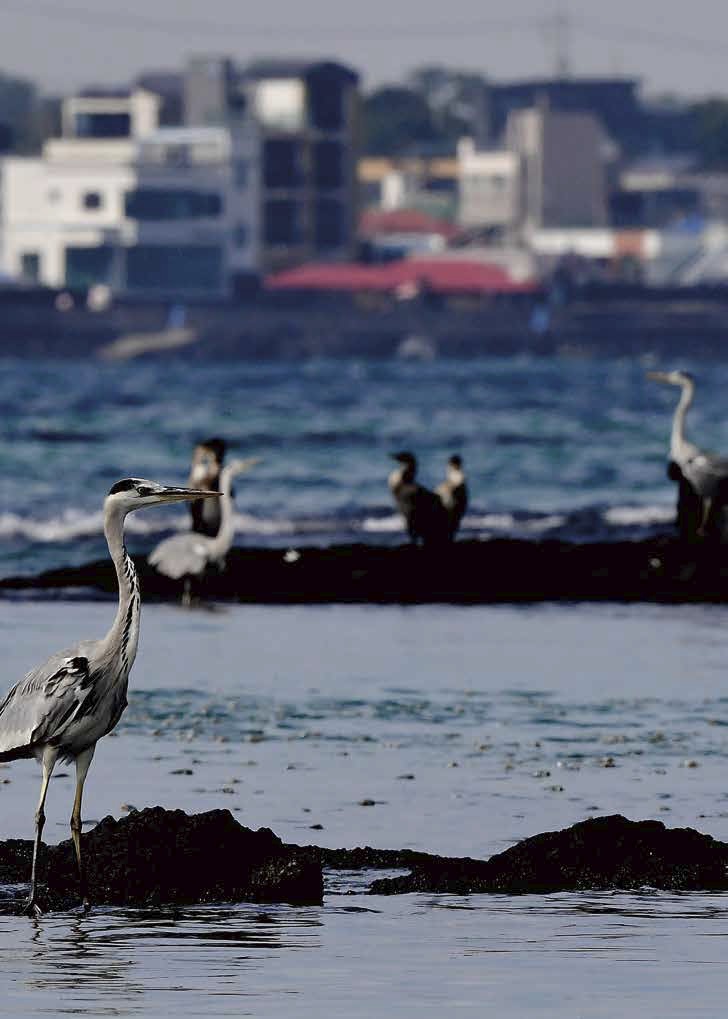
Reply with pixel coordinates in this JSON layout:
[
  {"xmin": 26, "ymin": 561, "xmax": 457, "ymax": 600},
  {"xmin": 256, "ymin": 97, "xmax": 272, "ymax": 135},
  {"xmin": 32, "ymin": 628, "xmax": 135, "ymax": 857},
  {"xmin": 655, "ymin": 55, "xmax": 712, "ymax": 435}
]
[
  {"xmin": 648, "ymin": 369, "xmax": 728, "ymax": 538},
  {"xmin": 0, "ymin": 477, "xmax": 219, "ymax": 914},
  {"xmin": 149, "ymin": 457, "xmax": 260, "ymax": 590}
]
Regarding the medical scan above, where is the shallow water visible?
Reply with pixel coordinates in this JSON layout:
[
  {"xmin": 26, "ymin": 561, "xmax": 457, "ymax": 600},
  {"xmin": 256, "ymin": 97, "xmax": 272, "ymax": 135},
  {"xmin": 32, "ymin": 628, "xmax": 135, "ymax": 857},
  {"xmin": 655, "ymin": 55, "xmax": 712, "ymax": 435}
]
[{"xmin": 2, "ymin": 600, "xmax": 728, "ymax": 1015}]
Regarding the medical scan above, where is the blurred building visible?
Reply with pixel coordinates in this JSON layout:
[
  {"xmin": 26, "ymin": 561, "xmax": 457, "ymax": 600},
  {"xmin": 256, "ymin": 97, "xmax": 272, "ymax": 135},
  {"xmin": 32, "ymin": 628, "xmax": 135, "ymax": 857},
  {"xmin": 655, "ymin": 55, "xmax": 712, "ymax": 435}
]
[
  {"xmin": 358, "ymin": 155, "xmax": 458, "ymax": 220},
  {"xmin": 0, "ymin": 87, "xmax": 258, "ymax": 297},
  {"xmin": 0, "ymin": 71, "xmax": 39, "ymax": 153},
  {"xmin": 456, "ymin": 140, "xmax": 520, "ymax": 231},
  {"xmin": 489, "ymin": 78, "xmax": 642, "ymax": 154},
  {"xmin": 184, "ymin": 57, "xmax": 360, "ymax": 271},
  {"xmin": 456, "ymin": 105, "xmax": 609, "ymax": 236}
]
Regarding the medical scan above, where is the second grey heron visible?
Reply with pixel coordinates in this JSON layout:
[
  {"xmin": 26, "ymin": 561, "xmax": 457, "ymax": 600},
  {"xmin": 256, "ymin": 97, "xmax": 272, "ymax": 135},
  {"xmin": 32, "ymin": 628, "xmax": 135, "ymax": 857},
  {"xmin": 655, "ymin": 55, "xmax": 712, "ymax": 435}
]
[
  {"xmin": 0, "ymin": 478, "xmax": 219, "ymax": 915},
  {"xmin": 648, "ymin": 369, "xmax": 728, "ymax": 537},
  {"xmin": 436, "ymin": 454, "xmax": 468, "ymax": 540},
  {"xmin": 149, "ymin": 457, "xmax": 260, "ymax": 597},
  {"xmin": 388, "ymin": 451, "xmax": 450, "ymax": 546}
]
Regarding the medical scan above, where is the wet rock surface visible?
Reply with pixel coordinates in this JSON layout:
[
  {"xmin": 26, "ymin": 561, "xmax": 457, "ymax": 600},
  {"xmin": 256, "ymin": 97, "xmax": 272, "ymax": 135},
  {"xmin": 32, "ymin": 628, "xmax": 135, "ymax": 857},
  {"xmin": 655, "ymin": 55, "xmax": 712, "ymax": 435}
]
[
  {"xmin": 4, "ymin": 536, "xmax": 728, "ymax": 605},
  {"xmin": 0, "ymin": 807, "xmax": 323, "ymax": 913},
  {"xmin": 2, "ymin": 812, "xmax": 727, "ymax": 913},
  {"xmin": 358, "ymin": 816, "xmax": 728, "ymax": 895}
]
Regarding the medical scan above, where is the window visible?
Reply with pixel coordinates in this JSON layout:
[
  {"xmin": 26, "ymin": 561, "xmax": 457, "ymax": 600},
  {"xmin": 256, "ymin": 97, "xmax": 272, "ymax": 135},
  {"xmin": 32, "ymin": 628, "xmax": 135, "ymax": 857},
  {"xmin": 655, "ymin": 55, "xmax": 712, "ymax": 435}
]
[
  {"xmin": 65, "ymin": 245, "xmax": 114, "ymax": 288},
  {"xmin": 83, "ymin": 191, "xmax": 103, "ymax": 210},
  {"xmin": 233, "ymin": 223, "xmax": 248, "ymax": 248},
  {"xmin": 314, "ymin": 198, "xmax": 344, "ymax": 250},
  {"xmin": 124, "ymin": 188, "xmax": 223, "ymax": 220},
  {"xmin": 263, "ymin": 140, "xmax": 304, "ymax": 189},
  {"xmin": 313, "ymin": 140, "xmax": 344, "ymax": 191},
  {"xmin": 125, "ymin": 244, "xmax": 223, "ymax": 291},
  {"xmin": 308, "ymin": 75, "xmax": 344, "ymax": 131},
  {"xmin": 20, "ymin": 252, "xmax": 40, "ymax": 282},
  {"xmin": 74, "ymin": 112, "xmax": 130, "ymax": 139},
  {"xmin": 264, "ymin": 199, "xmax": 302, "ymax": 245}
]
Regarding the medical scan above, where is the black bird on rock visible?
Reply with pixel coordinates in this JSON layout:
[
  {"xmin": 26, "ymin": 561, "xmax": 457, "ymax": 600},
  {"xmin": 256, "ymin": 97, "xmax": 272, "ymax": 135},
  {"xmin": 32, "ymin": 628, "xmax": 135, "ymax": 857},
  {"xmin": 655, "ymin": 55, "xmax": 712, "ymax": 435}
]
[{"xmin": 388, "ymin": 452, "xmax": 450, "ymax": 546}]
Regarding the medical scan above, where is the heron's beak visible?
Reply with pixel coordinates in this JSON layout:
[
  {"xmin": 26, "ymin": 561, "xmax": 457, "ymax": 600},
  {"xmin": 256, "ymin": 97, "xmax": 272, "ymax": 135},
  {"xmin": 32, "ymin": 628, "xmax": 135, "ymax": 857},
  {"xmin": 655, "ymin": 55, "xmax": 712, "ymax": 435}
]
[
  {"xmin": 157, "ymin": 486, "xmax": 222, "ymax": 504},
  {"xmin": 646, "ymin": 371, "xmax": 671, "ymax": 384}
]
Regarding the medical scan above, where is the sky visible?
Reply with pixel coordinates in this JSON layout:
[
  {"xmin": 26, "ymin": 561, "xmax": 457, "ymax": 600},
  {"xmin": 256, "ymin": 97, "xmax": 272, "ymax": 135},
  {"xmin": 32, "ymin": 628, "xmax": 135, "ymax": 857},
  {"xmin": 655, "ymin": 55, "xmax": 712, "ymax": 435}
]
[{"xmin": 2, "ymin": 0, "xmax": 728, "ymax": 99}]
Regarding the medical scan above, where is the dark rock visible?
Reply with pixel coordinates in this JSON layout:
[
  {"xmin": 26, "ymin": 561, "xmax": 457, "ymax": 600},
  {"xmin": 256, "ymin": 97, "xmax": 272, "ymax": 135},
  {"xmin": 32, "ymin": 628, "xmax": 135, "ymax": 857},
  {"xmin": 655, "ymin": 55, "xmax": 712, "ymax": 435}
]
[
  {"xmin": 0, "ymin": 806, "xmax": 323, "ymax": 913},
  {"xmin": 3, "ymin": 811, "xmax": 727, "ymax": 913},
  {"xmin": 365, "ymin": 815, "xmax": 728, "ymax": 895},
  {"xmin": 5, "ymin": 536, "xmax": 728, "ymax": 605}
]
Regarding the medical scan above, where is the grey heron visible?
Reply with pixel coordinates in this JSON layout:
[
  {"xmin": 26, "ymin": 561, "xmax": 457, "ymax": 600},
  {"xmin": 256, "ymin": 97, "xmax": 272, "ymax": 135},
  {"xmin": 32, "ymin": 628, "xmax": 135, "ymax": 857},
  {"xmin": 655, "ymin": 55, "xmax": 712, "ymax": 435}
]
[
  {"xmin": 647, "ymin": 369, "xmax": 728, "ymax": 539},
  {"xmin": 436, "ymin": 454, "xmax": 468, "ymax": 540},
  {"xmin": 388, "ymin": 451, "xmax": 450, "ymax": 546},
  {"xmin": 188, "ymin": 437, "xmax": 227, "ymax": 538},
  {"xmin": 0, "ymin": 478, "xmax": 220, "ymax": 915},
  {"xmin": 149, "ymin": 457, "xmax": 260, "ymax": 597}
]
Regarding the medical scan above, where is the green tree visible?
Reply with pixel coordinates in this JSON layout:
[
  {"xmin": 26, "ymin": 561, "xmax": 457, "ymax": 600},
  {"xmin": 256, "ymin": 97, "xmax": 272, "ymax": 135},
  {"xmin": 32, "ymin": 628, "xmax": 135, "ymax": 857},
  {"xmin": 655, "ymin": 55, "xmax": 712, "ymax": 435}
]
[
  {"xmin": 361, "ymin": 87, "xmax": 439, "ymax": 155},
  {"xmin": 690, "ymin": 99, "xmax": 728, "ymax": 168}
]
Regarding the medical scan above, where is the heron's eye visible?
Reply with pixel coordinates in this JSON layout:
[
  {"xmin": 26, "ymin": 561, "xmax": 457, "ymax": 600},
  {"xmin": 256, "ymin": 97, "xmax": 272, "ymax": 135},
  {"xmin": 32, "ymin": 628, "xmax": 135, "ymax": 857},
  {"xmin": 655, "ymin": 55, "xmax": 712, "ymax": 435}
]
[{"xmin": 136, "ymin": 486, "xmax": 153, "ymax": 497}]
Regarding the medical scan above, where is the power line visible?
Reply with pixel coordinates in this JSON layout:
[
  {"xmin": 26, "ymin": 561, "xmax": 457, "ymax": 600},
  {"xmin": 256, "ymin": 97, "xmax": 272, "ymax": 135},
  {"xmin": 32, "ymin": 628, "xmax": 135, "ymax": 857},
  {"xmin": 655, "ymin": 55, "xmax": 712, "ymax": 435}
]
[
  {"xmin": 0, "ymin": 2, "xmax": 528, "ymax": 41},
  {"xmin": 1, "ymin": 2, "xmax": 727, "ymax": 66}
]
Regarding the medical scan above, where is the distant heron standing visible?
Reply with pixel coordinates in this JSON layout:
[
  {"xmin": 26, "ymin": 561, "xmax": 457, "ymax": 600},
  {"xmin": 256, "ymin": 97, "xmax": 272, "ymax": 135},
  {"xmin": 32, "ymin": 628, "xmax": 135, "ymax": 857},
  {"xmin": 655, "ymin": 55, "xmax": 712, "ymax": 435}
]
[
  {"xmin": 647, "ymin": 369, "xmax": 728, "ymax": 540},
  {"xmin": 0, "ymin": 478, "xmax": 220, "ymax": 914},
  {"xmin": 436, "ymin": 454, "xmax": 468, "ymax": 540},
  {"xmin": 388, "ymin": 451, "xmax": 450, "ymax": 546},
  {"xmin": 149, "ymin": 457, "xmax": 260, "ymax": 598}
]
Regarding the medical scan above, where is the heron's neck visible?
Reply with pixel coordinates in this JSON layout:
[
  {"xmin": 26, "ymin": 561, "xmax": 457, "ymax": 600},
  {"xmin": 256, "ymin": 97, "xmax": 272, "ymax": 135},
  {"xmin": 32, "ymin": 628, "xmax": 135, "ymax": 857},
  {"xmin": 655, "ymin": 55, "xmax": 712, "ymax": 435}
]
[
  {"xmin": 671, "ymin": 381, "xmax": 694, "ymax": 459},
  {"xmin": 101, "ymin": 504, "xmax": 141, "ymax": 670},
  {"xmin": 206, "ymin": 469, "xmax": 236, "ymax": 559}
]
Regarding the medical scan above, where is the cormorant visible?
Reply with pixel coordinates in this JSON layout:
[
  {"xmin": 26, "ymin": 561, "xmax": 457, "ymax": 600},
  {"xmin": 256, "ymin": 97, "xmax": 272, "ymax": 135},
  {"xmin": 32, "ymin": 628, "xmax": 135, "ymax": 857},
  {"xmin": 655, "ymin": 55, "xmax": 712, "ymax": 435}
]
[
  {"xmin": 388, "ymin": 451, "xmax": 450, "ymax": 546},
  {"xmin": 436, "ymin": 454, "xmax": 468, "ymax": 539},
  {"xmin": 188, "ymin": 437, "xmax": 227, "ymax": 537}
]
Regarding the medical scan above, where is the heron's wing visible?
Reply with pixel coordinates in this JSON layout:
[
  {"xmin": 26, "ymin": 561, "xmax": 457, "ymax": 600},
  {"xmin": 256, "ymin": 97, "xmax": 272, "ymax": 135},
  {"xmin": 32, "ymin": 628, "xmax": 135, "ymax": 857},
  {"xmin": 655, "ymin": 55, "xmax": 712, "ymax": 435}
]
[
  {"xmin": 149, "ymin": 533, "xmax": 210, "ymax": 579},
  {"xmin": 680, "ymin": 451, "xmax": 728, "ymax": 498},
  {"xmin": 0, "ymin": 653, "xmax": 94, "ymax": 759}
]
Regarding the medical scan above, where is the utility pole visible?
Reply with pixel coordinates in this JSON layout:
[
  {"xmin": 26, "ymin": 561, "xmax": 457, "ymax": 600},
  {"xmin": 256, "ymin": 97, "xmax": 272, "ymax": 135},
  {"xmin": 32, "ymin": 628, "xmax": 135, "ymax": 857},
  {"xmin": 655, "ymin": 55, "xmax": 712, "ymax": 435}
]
[{"xmin": 541, "ymin": 10, "xmax": 572, "ymax": 78}]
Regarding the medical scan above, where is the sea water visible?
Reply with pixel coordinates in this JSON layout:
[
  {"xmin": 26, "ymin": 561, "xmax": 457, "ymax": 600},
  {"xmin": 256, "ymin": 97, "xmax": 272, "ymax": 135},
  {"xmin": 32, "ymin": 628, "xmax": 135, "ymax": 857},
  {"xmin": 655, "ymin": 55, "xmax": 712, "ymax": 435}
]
[
  {"xmin": 1, "ymin": 600, "xmax": 728, "ymax": 1016},
  {"xmin": 2, "ymin": 352, "xmax": 728, "ymax": 1014},
  {"xmin": 1, "ymin": 354, "xmax": 725, "ymax": 575}
]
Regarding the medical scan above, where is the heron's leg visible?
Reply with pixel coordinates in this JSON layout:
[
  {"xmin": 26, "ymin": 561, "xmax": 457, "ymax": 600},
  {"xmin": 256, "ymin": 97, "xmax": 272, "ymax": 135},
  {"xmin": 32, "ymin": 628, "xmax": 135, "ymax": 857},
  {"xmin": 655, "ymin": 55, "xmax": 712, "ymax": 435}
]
[
  {"xmin": 70, "ymin": 745, "xmax": 95, "ymax": 909},
  {"xmin": 27, "ymin": 746, "xmax": 58, "ymax": 916},
  {"xmin": 182, "ymin": 578, "xmax": 192, "ymax": 607},
  {"xmin": 697, "ymin": 497, "xmax": 714, "ymax": 538}
]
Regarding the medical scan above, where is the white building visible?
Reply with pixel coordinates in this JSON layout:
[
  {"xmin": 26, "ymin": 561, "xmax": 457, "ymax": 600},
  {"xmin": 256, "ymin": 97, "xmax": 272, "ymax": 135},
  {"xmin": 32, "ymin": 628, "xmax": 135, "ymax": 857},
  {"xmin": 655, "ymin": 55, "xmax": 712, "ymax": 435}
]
[
  {"xmin": 456, "ymin": 138, "xmax": 521, "ymax": 231},
  {"xmin": 0, "ymin": 88, "xmax": 259, "ymax": 297},
  {"xmin": 456, "ymin": 106, "xmax": 610, "ymax": 235}
]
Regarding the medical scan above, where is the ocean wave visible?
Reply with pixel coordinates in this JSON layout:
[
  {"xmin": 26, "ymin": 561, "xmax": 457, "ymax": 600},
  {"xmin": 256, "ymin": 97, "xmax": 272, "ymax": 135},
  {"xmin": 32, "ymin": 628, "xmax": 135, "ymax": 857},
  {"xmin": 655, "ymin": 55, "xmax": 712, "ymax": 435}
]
[
  {"xmin": 0, "ymin": 502, "xmax": 676, "ymax": 548},
  {"xmin": 603, "ymin": 505, "xmax": 675, "ymax": 527}
]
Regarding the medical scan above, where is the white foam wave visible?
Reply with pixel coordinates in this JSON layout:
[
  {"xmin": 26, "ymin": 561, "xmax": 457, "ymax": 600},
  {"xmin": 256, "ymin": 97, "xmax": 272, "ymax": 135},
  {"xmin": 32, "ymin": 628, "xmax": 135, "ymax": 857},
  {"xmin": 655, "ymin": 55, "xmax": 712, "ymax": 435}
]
[
  {"xmin": 603, "ymin": 505, "xmax": 675, "ymax": 527},
  {"xmin": 466, "ymin": 513, "xmax": 567, "ymax": 534},
  {"xmin": 362, "ymin": 514, "xmax": 404, "ymax": 533}
]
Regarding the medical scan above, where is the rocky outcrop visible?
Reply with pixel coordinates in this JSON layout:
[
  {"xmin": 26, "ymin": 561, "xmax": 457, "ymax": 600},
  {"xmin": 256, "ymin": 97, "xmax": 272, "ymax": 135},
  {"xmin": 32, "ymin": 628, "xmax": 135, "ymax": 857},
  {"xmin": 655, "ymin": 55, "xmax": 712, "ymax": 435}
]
[
  {"xmin": 0, "ymin": 807, "xmax": 323, "ymax": 913},
  {"xmin": 2, "ymin": 812, "xmax": 727, "ymax": 914},
  {"xmin": 4, "ymin": 536, "xmax": 728, "ymax": 605},
  {"xmin": 362, "ymin": 815, "xmax": 728, "ymax": 895}
]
